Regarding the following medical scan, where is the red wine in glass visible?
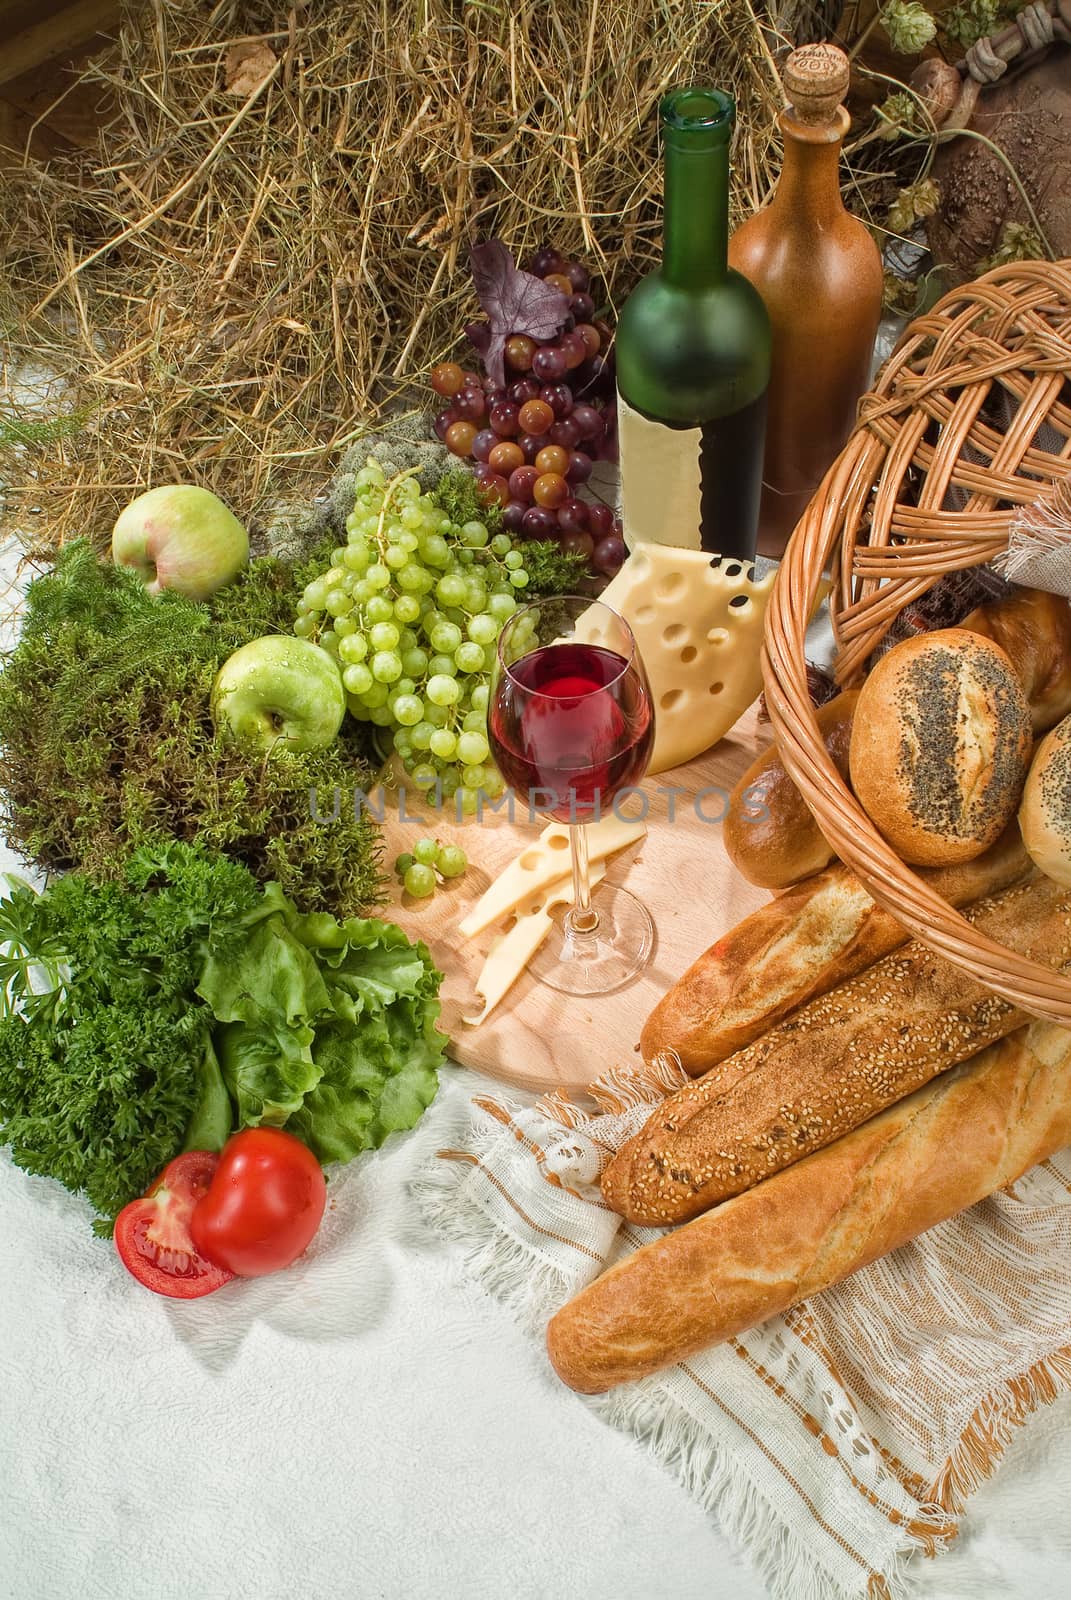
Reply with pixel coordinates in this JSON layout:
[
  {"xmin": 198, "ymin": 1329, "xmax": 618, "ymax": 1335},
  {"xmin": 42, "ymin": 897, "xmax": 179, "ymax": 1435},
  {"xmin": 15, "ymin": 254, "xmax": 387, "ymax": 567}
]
[
  {"xmin": 488, "ymin": 595, "xmax": 656, "ymax": 997},
  {"xmin": 489, "ymin": 641, "xmax": 652, "ymax": 822}
]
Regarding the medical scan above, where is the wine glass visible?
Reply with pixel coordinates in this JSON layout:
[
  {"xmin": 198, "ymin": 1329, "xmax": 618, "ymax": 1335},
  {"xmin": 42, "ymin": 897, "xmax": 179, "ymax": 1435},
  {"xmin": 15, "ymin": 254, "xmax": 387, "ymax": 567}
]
[{"xmin": 488, "ymin": 595, "xmax": 655, "ymax": 996}]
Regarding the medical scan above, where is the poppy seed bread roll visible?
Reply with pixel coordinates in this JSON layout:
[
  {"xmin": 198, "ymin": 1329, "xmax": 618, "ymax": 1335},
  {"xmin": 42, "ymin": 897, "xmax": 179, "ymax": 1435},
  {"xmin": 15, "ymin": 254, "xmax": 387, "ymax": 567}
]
[
  {"xmin": 850, "ymin": 628, "xmax": 1032, "ymax": 866},
  {"xmin": 1020, "ymin": 714, "xmax": 1071, "ymax": 885}
]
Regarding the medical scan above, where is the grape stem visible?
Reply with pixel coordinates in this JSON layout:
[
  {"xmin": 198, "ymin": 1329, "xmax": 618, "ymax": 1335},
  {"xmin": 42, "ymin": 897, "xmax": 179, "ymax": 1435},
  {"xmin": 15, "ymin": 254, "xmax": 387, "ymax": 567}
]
[{"xmin": 374, "ymin": 465, "xmax": 423, "ymax": 559}]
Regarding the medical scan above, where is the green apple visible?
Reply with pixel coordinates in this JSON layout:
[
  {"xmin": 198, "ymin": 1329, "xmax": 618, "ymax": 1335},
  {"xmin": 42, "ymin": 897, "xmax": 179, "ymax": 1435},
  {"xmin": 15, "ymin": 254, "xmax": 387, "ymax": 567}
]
[
  {"xmin": 112, "ymin": 485, "xmax": 248, "ymax": 600},
  {"xmin": 212, "ymin": 637, "xmax": 346, "ymax": 753}
]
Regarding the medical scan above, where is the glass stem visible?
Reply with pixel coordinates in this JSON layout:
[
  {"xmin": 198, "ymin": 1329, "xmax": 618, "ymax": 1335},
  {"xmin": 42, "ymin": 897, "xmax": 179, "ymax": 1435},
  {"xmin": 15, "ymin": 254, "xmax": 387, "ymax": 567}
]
[{"xmin": 568, "ymin": 823, "xmax": 599, "ymax": 936}]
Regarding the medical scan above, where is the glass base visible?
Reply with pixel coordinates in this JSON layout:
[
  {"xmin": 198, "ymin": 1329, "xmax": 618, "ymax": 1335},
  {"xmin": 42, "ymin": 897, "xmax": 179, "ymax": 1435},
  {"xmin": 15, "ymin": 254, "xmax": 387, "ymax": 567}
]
[{"xmin": 530, "ymin": 883, "xmax": 655, "ymax": 997}]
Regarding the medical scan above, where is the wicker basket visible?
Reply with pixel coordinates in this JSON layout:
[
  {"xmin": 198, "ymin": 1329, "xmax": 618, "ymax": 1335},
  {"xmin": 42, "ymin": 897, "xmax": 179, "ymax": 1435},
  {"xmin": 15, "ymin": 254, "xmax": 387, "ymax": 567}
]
[{"xmin": 763, "ymin": 258, "xmax": 1071, "ymax": 1023}]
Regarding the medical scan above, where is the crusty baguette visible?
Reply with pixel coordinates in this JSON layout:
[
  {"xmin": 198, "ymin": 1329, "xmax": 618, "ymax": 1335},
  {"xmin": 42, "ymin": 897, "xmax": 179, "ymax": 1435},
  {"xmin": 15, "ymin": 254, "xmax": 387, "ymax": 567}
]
[
  {"xmin": 640, "ymin": 822, "xmax": 1030, "ymax": 1074},
  {"xmin": 722, "ymin": 690, "xmax": 858, "ymax": 890},
  {"xmin": 548, "ymin": 1019, "xmax": 1071, "ymax": 1393},
  {"xmin": 606, "ymin": 876, "xmax": 1071, "ymax": 1225}
]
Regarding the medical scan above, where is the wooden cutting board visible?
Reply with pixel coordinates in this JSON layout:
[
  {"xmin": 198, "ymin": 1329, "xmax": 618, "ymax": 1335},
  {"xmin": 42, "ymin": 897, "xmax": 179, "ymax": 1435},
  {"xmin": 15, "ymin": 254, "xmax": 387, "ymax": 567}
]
[{"xmin": 381, "ymin": 705, "xmax": 771, "ymax": 1095}]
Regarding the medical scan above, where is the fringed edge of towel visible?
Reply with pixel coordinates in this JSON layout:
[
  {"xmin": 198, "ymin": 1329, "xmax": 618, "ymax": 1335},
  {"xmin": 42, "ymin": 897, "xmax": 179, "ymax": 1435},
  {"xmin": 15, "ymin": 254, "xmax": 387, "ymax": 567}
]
[
  {"xmin": 411, "ymin": 1108, "xmax": 578, "ymax": 1335},
  {"xmin": 597, "ymin": 1378, "xmax": 939, "ymax": 1600},
  {"xmin": 489, "ymin": 1050, "xmax": 689, "ymax": 1134},
  {"xmin": 930, "ymin": 1344, "xmax": 1071, "ymax": 1513},
  {"xmin": 994, "ymin": 479, "xmax": 1071, "ymax": 583},
  {"xmin": 411, "ymin": 1093, "xmax": 942, "ymax": 1600}
]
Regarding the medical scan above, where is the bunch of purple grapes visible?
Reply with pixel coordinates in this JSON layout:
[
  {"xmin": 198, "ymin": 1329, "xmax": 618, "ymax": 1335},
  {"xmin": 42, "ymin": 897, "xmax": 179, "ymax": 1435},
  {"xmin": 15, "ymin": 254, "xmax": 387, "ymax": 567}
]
[{"xmin": 429, "ymin": 246, "xmax": 626, "ymax": 579}]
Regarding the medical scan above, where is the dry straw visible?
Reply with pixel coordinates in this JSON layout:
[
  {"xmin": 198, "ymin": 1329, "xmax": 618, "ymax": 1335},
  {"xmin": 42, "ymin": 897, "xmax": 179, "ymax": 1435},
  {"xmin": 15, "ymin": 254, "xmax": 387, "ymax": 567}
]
[{"xmin": 0, "ymin": 0, "xmax": 784, "ymax": 556}]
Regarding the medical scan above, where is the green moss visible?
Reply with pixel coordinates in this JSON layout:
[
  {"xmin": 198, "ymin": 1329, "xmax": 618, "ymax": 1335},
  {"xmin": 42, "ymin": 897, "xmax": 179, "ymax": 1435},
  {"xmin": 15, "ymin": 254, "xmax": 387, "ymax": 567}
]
[
  {"xmin": 519, "ymin": 540, "xmax": 593, "ymax": 595},
  {"xmin": 434, "ymin": 468, "xmax": 504, "ymax": 533},
  {"xmin": 0, "ymin": 543, "xmax": 383, "ymax": 914}
]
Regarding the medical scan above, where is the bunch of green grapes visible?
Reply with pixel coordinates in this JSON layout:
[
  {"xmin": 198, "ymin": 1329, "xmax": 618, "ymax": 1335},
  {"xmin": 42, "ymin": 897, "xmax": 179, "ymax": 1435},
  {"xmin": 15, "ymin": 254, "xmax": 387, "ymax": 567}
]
[{"xmin": 294, "ymin": 458, "xmax": 538, "ymax": 811}]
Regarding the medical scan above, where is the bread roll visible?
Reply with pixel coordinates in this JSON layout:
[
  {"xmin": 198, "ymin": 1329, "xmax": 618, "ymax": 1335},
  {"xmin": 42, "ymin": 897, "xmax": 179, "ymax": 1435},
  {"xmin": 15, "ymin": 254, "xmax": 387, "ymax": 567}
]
[
  {"xmin": 964, "ymin": 587, "xmax": 1071, "ymax": 734},
  {"xmin": 605, "ymin": 876, "xmax": 1071, "ymax": 1225},
  {"xmin": 723, "ymin": 691, "xmax": 857, "ymax": 889},
  {"xmin": 720, "ymin": 592, "xmax": 1067, "ymax": 892},
  {"xmin": 1019, "ymin": 714, "xmax": 1071, "ymax": 884},
  {"xmin": 850, "ymin": 628, "xmax": 1032, "ymax": 866},
  {"xmin": 640, "ymin": 822, "xmax": 1029, "ymax": 1074},
  {"xmin": 548, "ymin": 1020, "xmax": 1071, "ymax": 1393}
]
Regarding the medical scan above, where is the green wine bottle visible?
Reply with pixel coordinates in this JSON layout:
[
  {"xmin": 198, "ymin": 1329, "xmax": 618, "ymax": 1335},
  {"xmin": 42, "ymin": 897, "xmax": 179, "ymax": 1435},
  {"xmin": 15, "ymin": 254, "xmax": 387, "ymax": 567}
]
[{"xmin": 616, "ymin": 88, "xmax": 771, "ymax": 561}]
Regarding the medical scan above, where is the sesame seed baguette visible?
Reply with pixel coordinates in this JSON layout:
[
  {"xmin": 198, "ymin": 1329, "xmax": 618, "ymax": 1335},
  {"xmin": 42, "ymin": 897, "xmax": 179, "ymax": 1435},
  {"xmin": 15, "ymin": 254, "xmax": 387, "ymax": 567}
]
[
  {"xmin": 640, "ymin": 822, "xmax": 1030, "ymax": 1076},
  {"xmin": 549, "ymin": 1018, "xmax": 1071, "ymax": 1393},
  {"xmin": 605, "ymin": 876, "xmax": 1071, "ymax": 1227}
]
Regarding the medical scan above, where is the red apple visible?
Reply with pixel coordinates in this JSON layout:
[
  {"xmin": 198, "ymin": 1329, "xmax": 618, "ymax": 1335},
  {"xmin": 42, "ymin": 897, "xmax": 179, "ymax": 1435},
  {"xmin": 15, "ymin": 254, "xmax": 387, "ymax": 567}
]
[{"xmin": 112, "ymin": 485, "xmax": 248, "ymax": 600}]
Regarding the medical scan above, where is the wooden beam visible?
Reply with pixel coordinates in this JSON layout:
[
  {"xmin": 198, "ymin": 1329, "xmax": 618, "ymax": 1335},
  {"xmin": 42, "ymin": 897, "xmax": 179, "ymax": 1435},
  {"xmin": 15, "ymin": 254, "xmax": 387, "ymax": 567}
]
[
  {"xmin": 0, "ymin": 56, "xmax": 111, "ymax": 156},
  {"xmin": 0, "ymin": 91, "xmax": 76, "ymax": 160},
  {"xmin": 0, "ymin": 0, "xmax": 119, "ymax": 88}
]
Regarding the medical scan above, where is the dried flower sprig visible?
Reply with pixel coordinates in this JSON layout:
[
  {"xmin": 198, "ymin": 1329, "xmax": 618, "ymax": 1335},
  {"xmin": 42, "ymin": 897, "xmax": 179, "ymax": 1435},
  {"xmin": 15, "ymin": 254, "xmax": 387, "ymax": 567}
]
[
  {"xmin": 882, "ymin": 0, "xmax": 939, "ymax": 54},
  {"xmin": 979, "ymin": 221, "xmax": 1047, "ymax": 273},
  {"xmin": 887, "ymin": 177, "xmax": 942, "ymax": 236},
  {"xmin": 875, "ymin": 91, "xmax": 927, "ymax": 141}
]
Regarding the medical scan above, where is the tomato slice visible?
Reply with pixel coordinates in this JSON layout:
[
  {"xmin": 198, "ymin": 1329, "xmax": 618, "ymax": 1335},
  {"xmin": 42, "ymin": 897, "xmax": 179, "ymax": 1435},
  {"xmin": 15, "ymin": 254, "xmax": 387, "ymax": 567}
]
[{"xmin": 114, "ymin": 1150, "xmax": 236, "ymax": 1299}]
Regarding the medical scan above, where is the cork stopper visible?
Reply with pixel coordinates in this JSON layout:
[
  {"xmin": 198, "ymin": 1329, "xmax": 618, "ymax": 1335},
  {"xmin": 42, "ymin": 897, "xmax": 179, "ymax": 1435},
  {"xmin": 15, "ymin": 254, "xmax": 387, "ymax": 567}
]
[{"xmin": 782, "ymin": 42, "xmax": 850, "ymax": 127}]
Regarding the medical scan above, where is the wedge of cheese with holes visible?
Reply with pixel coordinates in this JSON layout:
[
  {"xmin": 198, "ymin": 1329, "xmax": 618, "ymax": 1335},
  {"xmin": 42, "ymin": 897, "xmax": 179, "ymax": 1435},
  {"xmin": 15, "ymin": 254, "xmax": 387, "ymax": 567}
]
[
  {"xmin": 457, "ymin": 813, "xmax": 646, "ymax": 939},
  {"xmin": 574, "ymin": 542, "xmax": 776, "ymax": 774},
  {"xmin": 463, "ymin": 862, "xmax": 607, "ymax": 1027}
]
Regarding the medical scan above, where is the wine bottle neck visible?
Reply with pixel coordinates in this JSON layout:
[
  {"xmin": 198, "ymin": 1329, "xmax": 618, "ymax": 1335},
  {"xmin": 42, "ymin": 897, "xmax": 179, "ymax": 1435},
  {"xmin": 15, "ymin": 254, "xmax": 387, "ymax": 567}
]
[
  {"xmin": 769, "ymin": 107, "xmax": 849, "ymax": 226},
  {"xmin": 662, "ymin": 137, "xmax": 730, "ymax": 288}
]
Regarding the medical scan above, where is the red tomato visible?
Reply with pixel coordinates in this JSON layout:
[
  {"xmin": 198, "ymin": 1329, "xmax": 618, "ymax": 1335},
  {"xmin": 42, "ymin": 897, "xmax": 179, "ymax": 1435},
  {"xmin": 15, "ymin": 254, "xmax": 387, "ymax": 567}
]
[
  {"xmin": 114, "ymin": 1151, "xmax": 236, "ymax": 1300},
  {"xmin": 190, "ymin": 1127, "xmax": 326, "ymax": 1277}
]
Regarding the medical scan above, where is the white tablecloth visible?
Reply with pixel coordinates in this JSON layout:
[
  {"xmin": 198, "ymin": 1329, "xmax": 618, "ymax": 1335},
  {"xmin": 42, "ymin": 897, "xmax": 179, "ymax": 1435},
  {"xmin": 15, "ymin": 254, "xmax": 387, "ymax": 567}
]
[{"xmin": 2, "ymin": 1039, "xmax": 1069, "ymax": 1600}]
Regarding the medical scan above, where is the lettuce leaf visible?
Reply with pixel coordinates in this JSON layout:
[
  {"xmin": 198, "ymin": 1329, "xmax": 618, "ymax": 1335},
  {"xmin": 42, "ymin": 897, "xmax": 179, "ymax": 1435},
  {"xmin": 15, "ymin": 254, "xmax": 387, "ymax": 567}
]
[
  {"xmin": 199, "ymin": 906, "xmax": 446, "ymax": 1161},
  {"xmin": 0, "ymin": 840, "xmax": 445, "ymax": 1236},
  {"xmin": 214, "ymin": 1017, "xmax": 320, "ymax": 1127}
]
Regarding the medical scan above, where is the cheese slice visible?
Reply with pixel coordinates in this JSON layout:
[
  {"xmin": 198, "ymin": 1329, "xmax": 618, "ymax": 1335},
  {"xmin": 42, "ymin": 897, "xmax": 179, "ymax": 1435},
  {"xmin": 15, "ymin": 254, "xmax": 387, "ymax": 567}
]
[
  {"xmin": 457, "ymin": 812, "xmax": 647, "ymax": 939},
  {"xmin": 572, "ymin": 542, "xmax": 776, "ymax": 775},
  {"xmin": 463, "ymin": 862, "xmax": 607, "ymax": 1027}
]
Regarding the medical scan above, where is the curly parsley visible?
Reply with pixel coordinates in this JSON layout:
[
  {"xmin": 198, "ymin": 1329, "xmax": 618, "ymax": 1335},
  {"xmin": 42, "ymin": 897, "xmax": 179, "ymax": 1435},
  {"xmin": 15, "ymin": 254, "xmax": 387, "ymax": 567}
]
[{"xmin": 0, "ymin": 844, "xmax": 261, "ymax": 1231}]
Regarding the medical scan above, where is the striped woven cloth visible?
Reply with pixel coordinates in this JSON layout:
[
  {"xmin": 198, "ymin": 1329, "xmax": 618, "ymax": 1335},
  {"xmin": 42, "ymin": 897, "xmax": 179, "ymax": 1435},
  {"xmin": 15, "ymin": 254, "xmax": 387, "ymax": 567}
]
[{"xmin": 415, "ymin": 1046, "xmax": 1071, "ymax": 1600}]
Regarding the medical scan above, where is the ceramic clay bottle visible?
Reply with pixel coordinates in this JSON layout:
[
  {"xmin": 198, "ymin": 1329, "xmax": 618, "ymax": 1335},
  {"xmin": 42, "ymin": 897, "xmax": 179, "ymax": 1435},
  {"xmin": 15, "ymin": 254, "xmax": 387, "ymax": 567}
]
[{"xmin": 728, "ymin": 42, "xmax": 883, "ymax": 557}]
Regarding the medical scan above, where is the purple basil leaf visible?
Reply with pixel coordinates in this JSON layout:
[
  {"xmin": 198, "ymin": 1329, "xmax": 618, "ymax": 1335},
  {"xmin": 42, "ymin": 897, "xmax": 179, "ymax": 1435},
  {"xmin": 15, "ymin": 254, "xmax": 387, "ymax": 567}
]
[{"xmin": 469, "ymin": 239, "xmax": 570, "ymax": 388}]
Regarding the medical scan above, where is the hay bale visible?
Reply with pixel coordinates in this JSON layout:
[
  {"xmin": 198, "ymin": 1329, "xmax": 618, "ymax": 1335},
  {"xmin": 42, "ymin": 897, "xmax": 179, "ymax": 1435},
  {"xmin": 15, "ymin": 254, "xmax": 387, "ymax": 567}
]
[{"xmin": 0, "ymin": 0, "xmax": 782, "ymax": 557}]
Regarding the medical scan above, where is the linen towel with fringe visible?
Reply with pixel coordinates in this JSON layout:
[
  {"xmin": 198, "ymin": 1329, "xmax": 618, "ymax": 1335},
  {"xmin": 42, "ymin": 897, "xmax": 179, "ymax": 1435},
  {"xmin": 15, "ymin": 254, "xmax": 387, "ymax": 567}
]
[{"xmin": 414, "ymin": 1051, "xmax": 1071, "ymax": 1600}]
